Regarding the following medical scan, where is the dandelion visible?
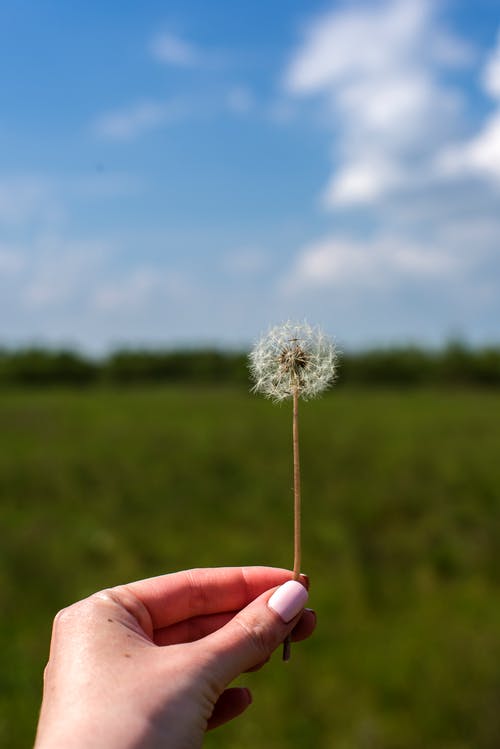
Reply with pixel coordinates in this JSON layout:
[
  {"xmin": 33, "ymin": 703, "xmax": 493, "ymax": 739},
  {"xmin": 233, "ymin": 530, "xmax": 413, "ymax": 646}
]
[
  {"xmin": 249, "ymin": 321, "xmax": 337, "ymax": 659},
  {"xmin": 249, "ymin": 321, "xmax": 337, "ymax": 402}
]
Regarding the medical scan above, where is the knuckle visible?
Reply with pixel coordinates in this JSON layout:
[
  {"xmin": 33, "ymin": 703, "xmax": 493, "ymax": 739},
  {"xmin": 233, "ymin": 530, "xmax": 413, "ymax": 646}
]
[
  {"xmin": 113, "ymin": 587, "xmax": 152, "ymax": 628},
  {"xmin": 52, "ymin": 602, "xmax": 78, "ymax": 629},
  {"xmin": 97, "ymin": 586, "xmax": 153, "ymax": 635},
  {"xmin": 42, "ymin": 662, "xmax": 51, "ymax": 683},
  {"xmin": 52, "ymin": 597, "xmax": 97, "ymax": 636},
  {"xmin": 52, "ymin": 589, "xmax": 117, "ymax": 631},
  {"xmin": 92, "ymin": 587, "xmax": 119, "ymax": 602}
]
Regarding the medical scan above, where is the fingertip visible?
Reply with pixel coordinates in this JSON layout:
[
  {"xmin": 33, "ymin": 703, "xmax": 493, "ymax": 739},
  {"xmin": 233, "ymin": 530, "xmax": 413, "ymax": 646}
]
[
  {"xmin": 202, "ymin": 583, "xmax": 307, "ymax": 686},
  {"xmin": 267, "ymin": 580, "xmax": 309, "ymax": 623},
  {"xmin": 207, "ymin": 687, "xmax": 253, "ymax": 731},
  {"xmin": 290, "ymin": 608, "xmax": 317, "ymax": 642}
]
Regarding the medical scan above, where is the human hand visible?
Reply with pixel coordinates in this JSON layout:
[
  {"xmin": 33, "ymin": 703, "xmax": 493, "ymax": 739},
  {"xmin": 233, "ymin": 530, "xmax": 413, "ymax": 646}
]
[{"xmin": 35, "ymin": 566, "xmax": 315, "ymax": 749}]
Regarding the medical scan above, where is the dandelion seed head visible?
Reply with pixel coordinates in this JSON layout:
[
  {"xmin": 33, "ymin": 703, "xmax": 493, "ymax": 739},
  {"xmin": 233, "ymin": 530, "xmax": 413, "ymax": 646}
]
[{"xmin": 249, "ymin": 321, "xmax": 338, "ymax": 401}]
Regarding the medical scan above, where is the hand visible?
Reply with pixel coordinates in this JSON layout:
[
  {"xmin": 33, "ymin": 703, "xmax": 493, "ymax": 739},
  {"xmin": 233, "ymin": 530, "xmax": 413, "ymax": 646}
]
[{"xmin": 35, "ymin": 566, "xmax": 315, "ymax": 749}]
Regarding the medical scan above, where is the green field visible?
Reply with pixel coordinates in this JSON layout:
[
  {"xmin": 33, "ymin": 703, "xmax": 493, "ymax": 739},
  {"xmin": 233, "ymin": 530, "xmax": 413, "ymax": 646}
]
[{"xmin": 1, "ymin": 386, "xmax": 500, "ymax": 748}]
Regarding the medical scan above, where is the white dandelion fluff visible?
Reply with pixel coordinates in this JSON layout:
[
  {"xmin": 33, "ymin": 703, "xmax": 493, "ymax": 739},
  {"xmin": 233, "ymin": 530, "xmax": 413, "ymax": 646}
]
[{"xmin": 249, "ymin": 321, "xmax": 337, "ymax": 401}]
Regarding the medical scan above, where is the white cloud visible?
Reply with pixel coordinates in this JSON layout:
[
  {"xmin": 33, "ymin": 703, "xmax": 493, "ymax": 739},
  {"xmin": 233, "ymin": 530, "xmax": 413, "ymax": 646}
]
[
  {"xmin": 0, "ymin": 175, "xmax": 63, "ymax": 227},
  {"xmin": 150, "ymin": 32, "xmax": 200, "ymax": 67},
  {"xmin": 482, "ymin": 30, "xmax": 500, "ymax": 99},
  {"xmin": 437, "ymin": 110, "xmax": 500, "ymax": 182},
  {"xmin": 92, "ymin": 99, "xmax": 188, "ymax": 141},
  {"xmin": 286, "ymin": 0, "xmax": 428, "ymax": 93},
  {"xmin": 0, "ymin": 172, "xmax": 143, "ymax": 227},
  {"xmin": 92, "ymin": 268, "xmax": 160, "ymax": 311},
  {"xmin": 434, "ymin": 27, "xmax": 500, "ymax": 184},
  {"xmin": 284, "ymin": 0, "xmax": 472, "ymax": 208},
  {"xmin": 282, "ymin": 234, "xmax": 458, "ymax": 293},
  {"xmin": 21, "ymin": 237, "xmax": 110, "ymax": 308},
  {"xmin": 91, "ymin": 266, "xmax": 195, "ymax": 314},
  {"xmin": 280, "ymin": 1, "xmax": 500, "ymax": 341},
  {"xmin": 323, "ymin": 159, "xmax": 403, "ymax": 206},
  {"xmin": 0, "ymin": 245, "xmax": 26, "ymax": 275},
  {"xmin": 434, "ymin": 215, "xmax": 500, "ymax": 254}
]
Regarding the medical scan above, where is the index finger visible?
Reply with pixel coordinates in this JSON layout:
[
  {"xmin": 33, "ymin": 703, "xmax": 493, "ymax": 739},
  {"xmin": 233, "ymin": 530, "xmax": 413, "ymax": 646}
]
[{"xmin": 123, "ymin": 566, "xmax": 305, "ymax": 630}]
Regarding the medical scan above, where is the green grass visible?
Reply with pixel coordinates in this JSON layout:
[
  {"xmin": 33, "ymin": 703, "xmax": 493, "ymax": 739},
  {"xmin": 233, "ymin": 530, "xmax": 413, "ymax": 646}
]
[{"xmin": 1, "ymin": 386, "xmax": 500, "ymax": 748}]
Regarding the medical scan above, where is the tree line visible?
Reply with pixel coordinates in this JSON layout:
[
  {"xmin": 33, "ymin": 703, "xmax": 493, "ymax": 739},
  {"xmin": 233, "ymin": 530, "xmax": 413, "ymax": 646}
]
[{"xmin": 0, "ymin": 343, "xmax": 499, "ymax": 387}]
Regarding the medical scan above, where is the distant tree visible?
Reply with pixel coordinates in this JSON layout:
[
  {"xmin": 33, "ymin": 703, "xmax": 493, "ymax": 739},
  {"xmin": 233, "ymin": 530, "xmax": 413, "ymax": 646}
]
[
  {"xmin": 0, "ymin": 349, "xmax": 98, "ymax": 386},
  {"xmin": 0, "ymin": 344, "xmax": 499, "ymax": 388}
]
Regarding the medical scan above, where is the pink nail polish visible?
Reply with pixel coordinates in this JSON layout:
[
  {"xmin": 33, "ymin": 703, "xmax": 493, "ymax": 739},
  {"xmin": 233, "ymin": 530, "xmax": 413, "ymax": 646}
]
[{"xmin": 268, "ymin": 580, "xmax": 309, "ymax": 623}]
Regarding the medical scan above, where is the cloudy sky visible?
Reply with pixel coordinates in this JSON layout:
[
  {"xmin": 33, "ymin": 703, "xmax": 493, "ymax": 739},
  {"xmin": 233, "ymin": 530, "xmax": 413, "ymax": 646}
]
[{"xmin": 1, "ymin": 0, "xmax": 499, "ymax": 352}]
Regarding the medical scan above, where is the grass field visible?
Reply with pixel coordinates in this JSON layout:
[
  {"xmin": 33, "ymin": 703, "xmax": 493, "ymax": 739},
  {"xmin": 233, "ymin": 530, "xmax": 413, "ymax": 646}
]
[{"xmin": 1, "ymin": 385, "xmax": 500, "ymax": 748}]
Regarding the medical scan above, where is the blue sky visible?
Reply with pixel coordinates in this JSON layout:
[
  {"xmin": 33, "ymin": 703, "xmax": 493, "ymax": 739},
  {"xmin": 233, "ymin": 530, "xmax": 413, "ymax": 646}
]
[{"xmin": 1, "ymin": 0, "xmax": 499, "ymax": 352}]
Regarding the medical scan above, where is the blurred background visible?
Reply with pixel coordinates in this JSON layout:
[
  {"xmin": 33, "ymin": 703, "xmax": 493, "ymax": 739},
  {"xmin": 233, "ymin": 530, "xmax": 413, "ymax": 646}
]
[{"xmin": 1, "ymin": 1, "xmax": 500, "ymax": 747}]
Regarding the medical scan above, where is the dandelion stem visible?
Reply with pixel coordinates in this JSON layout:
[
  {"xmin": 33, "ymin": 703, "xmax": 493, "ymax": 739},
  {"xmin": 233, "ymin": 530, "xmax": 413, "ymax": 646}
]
[
  {"xmin": 292, "ymin": 386, "xmax": 301, "ymax": 581},
  {"xmin": 250, "ymin": 322, "xmax": 337, "ymax": 665},
  {"xmin": 283, "ymin": 386, "xmax": 302, "ymax": 662}
]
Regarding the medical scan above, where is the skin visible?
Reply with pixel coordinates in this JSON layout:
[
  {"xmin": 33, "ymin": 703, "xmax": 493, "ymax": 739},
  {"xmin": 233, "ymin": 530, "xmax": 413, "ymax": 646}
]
[{"xmin": 35, "ymin": 566, "xmax": 315, "ymax": 749}]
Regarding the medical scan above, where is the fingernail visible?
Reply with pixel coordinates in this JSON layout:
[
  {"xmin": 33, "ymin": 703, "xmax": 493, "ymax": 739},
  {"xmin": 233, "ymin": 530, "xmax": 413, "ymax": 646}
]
[{"xmin": 268, "ymin": 580, "xmax": 309, "ymax": 623}]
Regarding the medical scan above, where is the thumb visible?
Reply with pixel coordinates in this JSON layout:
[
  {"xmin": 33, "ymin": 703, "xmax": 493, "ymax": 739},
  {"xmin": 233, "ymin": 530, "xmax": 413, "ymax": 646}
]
[{"xmin": 201, "ymin": 580, "xmax": 309, "ymax": 687}]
